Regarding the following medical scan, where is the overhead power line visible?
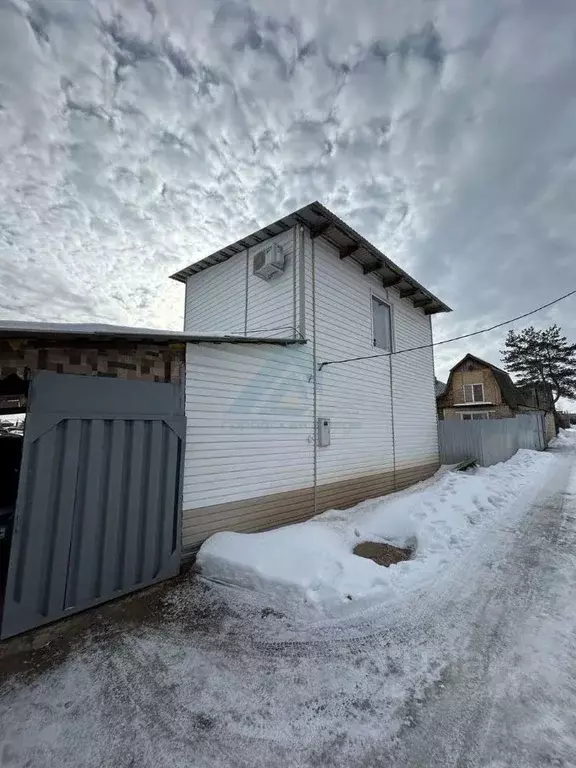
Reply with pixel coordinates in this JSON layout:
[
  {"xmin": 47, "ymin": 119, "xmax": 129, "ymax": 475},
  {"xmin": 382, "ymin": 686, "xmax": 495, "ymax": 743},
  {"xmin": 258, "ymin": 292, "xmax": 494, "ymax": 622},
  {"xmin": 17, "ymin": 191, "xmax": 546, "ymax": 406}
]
[{"xmin": 318, "ymin": 287, "xmax": 576, "ymax": 370}]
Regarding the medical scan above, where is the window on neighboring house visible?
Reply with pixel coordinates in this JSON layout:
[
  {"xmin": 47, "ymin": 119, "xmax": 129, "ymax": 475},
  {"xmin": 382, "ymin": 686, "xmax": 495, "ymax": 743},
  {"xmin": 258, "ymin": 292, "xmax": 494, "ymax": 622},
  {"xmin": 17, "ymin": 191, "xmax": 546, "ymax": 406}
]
[
  {"xmin": 372, "ymin": 296, "xmax": 392, "ymax": 351},
  {"xmin": 461, "ymin": 412, "xmax": 490, "ymax": 421},
  {"xmin": 463, "ymin": 383, "xmax": 485, "ymax": 403}
]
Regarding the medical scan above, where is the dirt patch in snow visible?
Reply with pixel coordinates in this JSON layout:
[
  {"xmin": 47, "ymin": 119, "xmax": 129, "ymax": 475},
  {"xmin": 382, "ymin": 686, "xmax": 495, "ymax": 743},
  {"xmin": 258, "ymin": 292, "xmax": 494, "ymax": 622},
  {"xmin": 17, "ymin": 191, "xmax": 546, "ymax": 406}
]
[
  {"xmin": 0, "ymin": 563, "xmax": 221, "ymax": 683},
  {"xmin": 353, "ymin": 541, "xmax": 412, "ymax": 567}
]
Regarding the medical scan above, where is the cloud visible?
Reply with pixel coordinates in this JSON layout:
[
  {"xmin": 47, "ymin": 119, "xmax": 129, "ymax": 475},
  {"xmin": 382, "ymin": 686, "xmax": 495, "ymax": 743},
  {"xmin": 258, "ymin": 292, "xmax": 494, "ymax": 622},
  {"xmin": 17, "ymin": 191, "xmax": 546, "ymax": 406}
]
[{"xmin": 0, "ymin": 0, "xmax": 575, "ymax": 401}]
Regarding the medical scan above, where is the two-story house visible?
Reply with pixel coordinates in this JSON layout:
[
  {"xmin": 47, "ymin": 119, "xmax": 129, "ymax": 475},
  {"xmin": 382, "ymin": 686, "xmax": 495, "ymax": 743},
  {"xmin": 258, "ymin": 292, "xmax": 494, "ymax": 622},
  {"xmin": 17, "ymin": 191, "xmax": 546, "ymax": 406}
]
[
  {"xmin": 0, "ymin": 203, "xmax": 451, "ymax": 638},
  {"xmin": 437, "ymin": 353, "xmax": 556, "ymax": 441},
  {"xmin": 437, "ymin": 354, "xmax": 524, "ymax": 421},
  {"xmin": 171, "ymin": 202, "xmax": 451, "ymax": 554}
]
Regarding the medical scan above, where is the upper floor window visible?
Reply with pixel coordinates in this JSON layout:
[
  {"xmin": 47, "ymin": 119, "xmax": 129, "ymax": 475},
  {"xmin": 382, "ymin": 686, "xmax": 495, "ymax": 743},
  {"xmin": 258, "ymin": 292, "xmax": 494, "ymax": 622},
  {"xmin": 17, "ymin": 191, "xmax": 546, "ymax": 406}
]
[
  {"xmin": 372, "ymin": 296, "xmax": 392, "ymax": 351},
  {"xmin": 463, "ymin": 383, "xmax": 484, "ymax": 403}
]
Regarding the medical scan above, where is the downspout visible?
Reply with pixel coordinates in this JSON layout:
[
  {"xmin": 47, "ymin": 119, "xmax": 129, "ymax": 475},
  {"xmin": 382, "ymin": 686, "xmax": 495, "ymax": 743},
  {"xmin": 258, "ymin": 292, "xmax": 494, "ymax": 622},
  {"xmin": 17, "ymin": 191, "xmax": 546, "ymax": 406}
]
[
  {"xmin": 292, "ymin": 226, "xmax": 297, "ymax": 339},
  {"xmin": 429, "ymin": 314, "xmax": 441, "ymax": 467},
  {"xmin": 298, "ymin": 225, "xmax": 307, "ymax": 339},
  {"xmin": 389, "ymin": 354, "xmax": 397, "ymax": 491},
  {"xmin": 244, "ymin": 247, "xmax": 250, "ymax": 336},
  {"xmin": 311, "ymin": 233, "xmax": 318, "ymax": 514}
]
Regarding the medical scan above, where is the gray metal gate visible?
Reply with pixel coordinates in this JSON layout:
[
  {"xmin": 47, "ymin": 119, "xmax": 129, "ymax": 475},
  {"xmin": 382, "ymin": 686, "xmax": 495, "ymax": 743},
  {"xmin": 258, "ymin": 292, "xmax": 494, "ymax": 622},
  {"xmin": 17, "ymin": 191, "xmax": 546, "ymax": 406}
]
[{"xmin": 1, "ymin": 372, "xmax": 185, "ymax": 639}]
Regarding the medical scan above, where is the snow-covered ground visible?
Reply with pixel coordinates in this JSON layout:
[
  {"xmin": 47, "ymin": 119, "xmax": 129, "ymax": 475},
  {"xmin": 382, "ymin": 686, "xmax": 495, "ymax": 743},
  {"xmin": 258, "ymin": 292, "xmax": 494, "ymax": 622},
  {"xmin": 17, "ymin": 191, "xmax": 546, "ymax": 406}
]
[
  {"xmin": 1, "ymin": 432, "xmax": 576, "ymax": 767},
  {"xmin": 198, "ymin": 448, "xmax": 558, "ymax": 614}
]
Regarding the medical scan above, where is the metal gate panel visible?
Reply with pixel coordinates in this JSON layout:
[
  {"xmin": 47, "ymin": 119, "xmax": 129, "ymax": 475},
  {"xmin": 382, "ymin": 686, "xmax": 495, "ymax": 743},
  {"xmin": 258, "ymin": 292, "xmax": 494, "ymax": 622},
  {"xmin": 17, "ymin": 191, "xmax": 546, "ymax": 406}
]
[{"xmin": 1, "ymin": 373, "xmax": 184, "ymax": 639}]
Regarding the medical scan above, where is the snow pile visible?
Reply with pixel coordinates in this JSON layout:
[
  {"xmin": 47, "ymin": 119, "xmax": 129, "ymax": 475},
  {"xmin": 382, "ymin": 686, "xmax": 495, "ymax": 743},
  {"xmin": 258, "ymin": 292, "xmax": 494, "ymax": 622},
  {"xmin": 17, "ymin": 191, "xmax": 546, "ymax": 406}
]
[
  {"xmin": 550, "ymin": 427, "xmax": 576, "ymax": 449},
  {"xmin": 197, "ymin": 448, "xmax": 557, "ymax": 614}
]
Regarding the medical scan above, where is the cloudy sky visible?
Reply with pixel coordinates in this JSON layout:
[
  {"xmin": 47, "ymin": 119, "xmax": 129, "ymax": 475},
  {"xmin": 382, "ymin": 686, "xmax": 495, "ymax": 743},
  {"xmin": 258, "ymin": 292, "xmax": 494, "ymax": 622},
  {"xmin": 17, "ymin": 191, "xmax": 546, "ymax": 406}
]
[{"xmin": 1, "ymin": 0, "xmax": 575, "ymax": 385}]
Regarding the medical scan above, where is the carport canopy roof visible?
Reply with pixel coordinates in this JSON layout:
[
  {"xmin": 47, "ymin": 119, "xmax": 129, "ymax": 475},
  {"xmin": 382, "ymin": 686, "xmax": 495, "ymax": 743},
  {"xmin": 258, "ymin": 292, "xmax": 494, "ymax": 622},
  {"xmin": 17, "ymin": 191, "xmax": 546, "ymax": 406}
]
[{"xmin": 0, "ymin": 320, "xmax": 303, "ymax": 346}]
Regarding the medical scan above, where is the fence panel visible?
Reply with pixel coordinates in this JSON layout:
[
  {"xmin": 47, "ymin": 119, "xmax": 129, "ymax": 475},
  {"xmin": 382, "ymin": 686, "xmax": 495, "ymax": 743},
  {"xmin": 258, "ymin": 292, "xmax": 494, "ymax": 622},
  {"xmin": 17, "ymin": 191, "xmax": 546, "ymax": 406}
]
[{"xmin": 438, "ymin": 412, "xmax": 546, "ymax": 467}]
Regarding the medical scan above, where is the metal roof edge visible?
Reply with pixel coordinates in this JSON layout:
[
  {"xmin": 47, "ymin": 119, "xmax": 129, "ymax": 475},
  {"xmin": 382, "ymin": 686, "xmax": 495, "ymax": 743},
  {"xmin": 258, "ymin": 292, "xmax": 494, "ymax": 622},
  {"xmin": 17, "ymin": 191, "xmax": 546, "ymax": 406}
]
[
  {"xmin": 169, "ymin": 201, "xmax": 451, "ymax": 313},
  {"xmin": 308, "ymin": 202, "xmax": 451, "ymax": 313},
  {"xmin": 0, "ymin": 327, "xmax": 306, "ymax": 346},
  {"xmin": 168, "ymin": 202, "xmax": 314, "ymax": 284}
]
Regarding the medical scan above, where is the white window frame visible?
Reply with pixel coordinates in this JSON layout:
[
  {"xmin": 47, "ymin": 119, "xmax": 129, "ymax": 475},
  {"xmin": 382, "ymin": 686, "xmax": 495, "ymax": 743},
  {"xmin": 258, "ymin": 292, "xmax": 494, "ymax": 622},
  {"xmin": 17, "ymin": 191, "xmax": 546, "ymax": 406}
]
[
  {"xmin": 460, "ymin": 411, "xmax": 494, "ymax": 421},
  {"xmin": 463, "ymin": 383, "xmax": 485, "ymax": 403},
  {"xmin": 370, "ymin": 292, "xmax": 395, "ymax": 353}
]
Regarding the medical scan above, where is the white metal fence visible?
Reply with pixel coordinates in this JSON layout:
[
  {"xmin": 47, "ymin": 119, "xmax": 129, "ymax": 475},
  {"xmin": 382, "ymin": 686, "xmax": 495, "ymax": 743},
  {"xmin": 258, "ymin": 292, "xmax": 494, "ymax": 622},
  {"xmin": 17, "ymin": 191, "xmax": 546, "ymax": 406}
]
[{"xmin": 438, "ymin": 412, "xmax": 547, "ymax": 467}]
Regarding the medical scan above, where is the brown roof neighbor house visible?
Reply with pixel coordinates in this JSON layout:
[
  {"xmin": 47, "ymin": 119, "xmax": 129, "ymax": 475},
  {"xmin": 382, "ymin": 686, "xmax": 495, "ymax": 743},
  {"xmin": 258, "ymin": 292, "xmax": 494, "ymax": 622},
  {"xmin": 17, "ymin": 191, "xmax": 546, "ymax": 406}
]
[{"xmin": 436, "ymin": 353, "xmax": 556, "ymax": 441}]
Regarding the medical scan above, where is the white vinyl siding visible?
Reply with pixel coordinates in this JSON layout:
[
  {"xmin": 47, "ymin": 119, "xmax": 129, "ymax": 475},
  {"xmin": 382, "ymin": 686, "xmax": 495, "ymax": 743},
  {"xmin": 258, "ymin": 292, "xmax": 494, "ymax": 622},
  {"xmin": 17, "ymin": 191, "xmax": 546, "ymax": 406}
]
[
  {"xmin": 184, "ymin": 252, "xmax": 246, "ymax": 335},
  {"xmin": 182, "ymin": 341, "xmax": 314, "ymax": 546},
  {"xmin": 246, "ymin": 231, "xmax": 296, "ymax": 337},
  {"xmin": 182, "ymin": 224, "xmax": 440, "ymax": 547},
  {"xmin": 389, "ymin": 297, "xmax": 438, "ymax": 472},
  {"xmin": 311, "ymin": 237, "xmax": 439, "ymax": 485},
  {"xmin": 312, "ymin": 239, "xmax": 392, "ymax": 483},
  {"xmin": 184, "ymin": 228, "xmax": 297, "ymax": 339}
]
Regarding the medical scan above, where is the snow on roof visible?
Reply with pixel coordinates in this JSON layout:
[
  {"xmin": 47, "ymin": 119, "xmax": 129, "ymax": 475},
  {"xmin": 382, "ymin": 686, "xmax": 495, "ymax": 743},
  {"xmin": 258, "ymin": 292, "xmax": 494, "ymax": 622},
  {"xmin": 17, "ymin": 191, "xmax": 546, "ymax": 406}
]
[{"xmin": 0, "ymin": 319, "xmax": 183, "ymax": 336}]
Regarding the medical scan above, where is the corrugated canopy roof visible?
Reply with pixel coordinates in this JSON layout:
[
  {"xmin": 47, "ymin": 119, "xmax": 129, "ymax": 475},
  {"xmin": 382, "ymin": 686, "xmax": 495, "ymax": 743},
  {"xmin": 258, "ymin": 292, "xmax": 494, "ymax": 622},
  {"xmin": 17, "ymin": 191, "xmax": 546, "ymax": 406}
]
[
  {"xmin": 170, "ymin": 201, "xmax": 451, "ymax": 315},
  {"xmin": 0, "ymin": 320, "xmax": 302, "ymax": 346}
]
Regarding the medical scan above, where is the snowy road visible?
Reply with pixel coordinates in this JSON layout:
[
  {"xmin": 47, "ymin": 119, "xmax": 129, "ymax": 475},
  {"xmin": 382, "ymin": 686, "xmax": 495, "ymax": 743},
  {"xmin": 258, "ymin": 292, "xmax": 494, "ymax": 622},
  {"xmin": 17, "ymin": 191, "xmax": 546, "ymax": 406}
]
[
  {"xmin": 2, "ymin": 438, "xmax": 576, "ymax": 767},
  {"xmin": 396, "ymin": 445, "xmax": 576, "ymax": 767}
]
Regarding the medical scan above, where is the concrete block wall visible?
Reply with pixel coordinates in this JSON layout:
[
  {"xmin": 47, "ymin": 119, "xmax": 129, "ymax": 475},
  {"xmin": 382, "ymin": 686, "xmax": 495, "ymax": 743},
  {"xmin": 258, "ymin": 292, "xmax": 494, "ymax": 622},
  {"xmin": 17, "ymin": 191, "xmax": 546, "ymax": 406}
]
[{"xmin": 0, "ymin": 339, "xmax": 185, "ymax": 384}]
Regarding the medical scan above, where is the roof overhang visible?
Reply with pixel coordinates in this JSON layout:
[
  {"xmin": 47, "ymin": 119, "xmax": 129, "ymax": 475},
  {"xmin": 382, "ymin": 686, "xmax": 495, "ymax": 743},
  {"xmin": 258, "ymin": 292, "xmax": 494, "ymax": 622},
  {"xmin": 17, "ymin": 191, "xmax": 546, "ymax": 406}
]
[{"xmin": 170, "ymin": 201, "xmax": 451, "ymax": 315}]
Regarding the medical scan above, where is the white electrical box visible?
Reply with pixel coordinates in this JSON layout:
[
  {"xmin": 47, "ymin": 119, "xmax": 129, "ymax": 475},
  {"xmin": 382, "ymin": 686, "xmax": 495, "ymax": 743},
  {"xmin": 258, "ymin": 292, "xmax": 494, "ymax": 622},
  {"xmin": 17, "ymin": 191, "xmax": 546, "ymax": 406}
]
[
  {"xmin": 253, "ymin": 243, "xmax": 285, "ymax": 281},
  {"xmin": 318, "ymin": 417, "xmax": 331, "ymax": 447}
]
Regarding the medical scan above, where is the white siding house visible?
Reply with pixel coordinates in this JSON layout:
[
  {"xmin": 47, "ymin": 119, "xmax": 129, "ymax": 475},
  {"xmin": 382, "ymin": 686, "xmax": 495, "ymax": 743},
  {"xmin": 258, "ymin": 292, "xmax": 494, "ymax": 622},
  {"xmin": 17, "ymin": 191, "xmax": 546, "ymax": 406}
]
[{"xmin": 171, "ymin": 203, "xmax": 450, "ymax": 553}]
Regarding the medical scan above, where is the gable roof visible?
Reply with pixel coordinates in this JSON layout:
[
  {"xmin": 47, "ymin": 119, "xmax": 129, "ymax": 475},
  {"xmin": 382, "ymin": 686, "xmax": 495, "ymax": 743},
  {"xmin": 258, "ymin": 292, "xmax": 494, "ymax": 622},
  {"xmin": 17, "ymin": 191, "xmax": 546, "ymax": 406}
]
[
  {"xmin": 439, "ymin": 353, "xmax": 527, "ymax": 408},
  {"xmin": 170, "ymin": 201, "xmax": 451, "ymax": 315}
]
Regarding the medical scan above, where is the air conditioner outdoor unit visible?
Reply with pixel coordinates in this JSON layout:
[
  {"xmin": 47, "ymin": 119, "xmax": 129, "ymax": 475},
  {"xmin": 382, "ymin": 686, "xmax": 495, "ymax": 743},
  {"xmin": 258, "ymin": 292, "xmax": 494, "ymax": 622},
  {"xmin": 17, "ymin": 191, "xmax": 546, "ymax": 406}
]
[{"xmin": 253, "ymin": 243, "xmax": 285, "ymax": 281}]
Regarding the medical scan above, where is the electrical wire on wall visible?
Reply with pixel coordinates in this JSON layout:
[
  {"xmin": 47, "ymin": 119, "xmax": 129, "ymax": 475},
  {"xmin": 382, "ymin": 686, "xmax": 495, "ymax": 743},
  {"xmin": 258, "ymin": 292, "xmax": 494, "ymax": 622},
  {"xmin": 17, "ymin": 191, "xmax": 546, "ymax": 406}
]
[{"xmin": 318, "ymin": 287, "xmax": 576, "ymax": 370}]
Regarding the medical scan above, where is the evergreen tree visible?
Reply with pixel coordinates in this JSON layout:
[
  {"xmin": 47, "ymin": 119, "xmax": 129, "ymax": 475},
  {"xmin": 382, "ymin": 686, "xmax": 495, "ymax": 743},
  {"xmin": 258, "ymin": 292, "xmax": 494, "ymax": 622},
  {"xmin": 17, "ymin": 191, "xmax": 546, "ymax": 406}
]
[{"xmin": 501, "ymin": 324, "xmax": 576, "ymax": 403}]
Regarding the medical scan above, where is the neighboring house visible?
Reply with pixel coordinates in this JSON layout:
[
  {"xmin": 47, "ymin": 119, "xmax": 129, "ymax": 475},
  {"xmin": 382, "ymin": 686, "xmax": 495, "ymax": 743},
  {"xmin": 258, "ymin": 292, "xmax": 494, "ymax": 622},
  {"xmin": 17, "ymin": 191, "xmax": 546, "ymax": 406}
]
[
  {"xmin": 171, "ymin": 201, "xmax": 451, "ymax": 553},
  {"xmin": 519, "ymin": 382, "xmax": 557, "ymax": 441},
  {"xmin": 518, "ymin": 381, "xmax": 555, "ymax": 413},
  {"xmin": 434, "ymin": 378, "xmax": 447, "ymax": 398},
  {"xmin": 437, "ymin": 354, "xmax": 524, "ymax": 421},
  {"xmin": 437, "ymin": 354, "xmax": 556, "ymax": 441}
]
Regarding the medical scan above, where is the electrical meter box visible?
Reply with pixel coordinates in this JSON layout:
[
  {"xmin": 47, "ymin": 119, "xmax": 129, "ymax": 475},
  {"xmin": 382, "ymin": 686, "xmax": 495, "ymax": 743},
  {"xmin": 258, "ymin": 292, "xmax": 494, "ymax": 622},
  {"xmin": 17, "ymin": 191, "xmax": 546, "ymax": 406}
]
[{"xmin": 317, "ymin": 417, "xmax": 331, "ymax": 447}]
